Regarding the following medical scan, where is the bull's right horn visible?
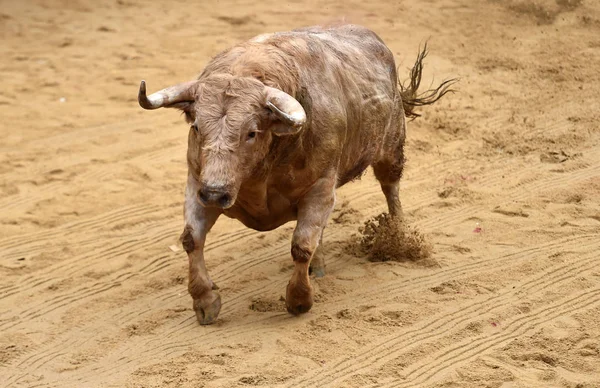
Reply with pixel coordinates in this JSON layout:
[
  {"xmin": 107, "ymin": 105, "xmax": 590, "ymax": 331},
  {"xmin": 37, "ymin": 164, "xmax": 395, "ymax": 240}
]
[
  {"xmin": 265, "ymin": 86, "xmax": 306, "ymax": 136},
  {"xmin": 138, "ymin": 80, "xmax": 198, "ymax": 110}
]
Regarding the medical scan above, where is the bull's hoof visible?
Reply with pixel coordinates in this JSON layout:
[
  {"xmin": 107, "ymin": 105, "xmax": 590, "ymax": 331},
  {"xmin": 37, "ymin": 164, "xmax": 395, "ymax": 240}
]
[
  {"xmin": 286, "ymin": 300, "xmax": 313, "ymax": 315},
  {"xmin": 285, "ymin": 282, "xmax": 313, "ymax": 316},
  {"xmin": 309, "ymin": 255, "xmax": 326, "ymax": 278},
  {"xmin": 193, "ymin": 291, "xmax": 222, "ymax": 325},
  {"xmin": 310, "ymin": 266, "xmax": 326, "ymax": 278}
]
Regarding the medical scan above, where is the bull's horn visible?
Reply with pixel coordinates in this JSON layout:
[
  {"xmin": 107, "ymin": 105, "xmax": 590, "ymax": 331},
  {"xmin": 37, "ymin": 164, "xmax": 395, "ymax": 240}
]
[
  {"xmin": 138, "ymin": 80, "xmax": 198, "ymax": 110},
  {"xmin": 265, "ymin": 87, "xmax": 306, "ymax": 134}
]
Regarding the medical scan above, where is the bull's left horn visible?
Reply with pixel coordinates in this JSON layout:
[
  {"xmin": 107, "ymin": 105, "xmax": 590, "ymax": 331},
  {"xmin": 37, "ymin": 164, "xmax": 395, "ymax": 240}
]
[
  {"xmin": 265, "ymin": 87, "xmax": 306, "ymax": 134},
  {"xmin": 138, "ymin": 80, "xmax": 197, "ymax": 110}
]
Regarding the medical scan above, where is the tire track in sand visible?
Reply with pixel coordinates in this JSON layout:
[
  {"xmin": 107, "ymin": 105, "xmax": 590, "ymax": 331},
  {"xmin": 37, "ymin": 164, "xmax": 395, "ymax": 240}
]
[
  {"xmin": 12, "ymin": 233, "xmax": 598, "ymax": 388},
  {"xmin": 286, "ymin": 239, "xmax": 600, "ymax": 387},
  {"xmin": 376, "ymin": 288, "xmax": 600, "ymax": 388}
]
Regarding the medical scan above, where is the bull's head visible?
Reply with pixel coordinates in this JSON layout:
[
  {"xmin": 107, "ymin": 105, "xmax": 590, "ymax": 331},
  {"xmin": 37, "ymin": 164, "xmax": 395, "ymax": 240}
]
[{"xmin": 138, "ymin": 75, "xmax": 306, "ymax": 209}]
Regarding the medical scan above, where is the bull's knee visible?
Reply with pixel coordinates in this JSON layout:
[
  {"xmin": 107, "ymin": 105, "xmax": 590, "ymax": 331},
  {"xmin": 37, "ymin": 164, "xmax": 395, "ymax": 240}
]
[
  {"xmin": 180, "ymin": 225, "xmax": 195, "ymax": 253},
  {"xmin": 291, "ymin": 241, "xmax": 313, "ymax": 263}
]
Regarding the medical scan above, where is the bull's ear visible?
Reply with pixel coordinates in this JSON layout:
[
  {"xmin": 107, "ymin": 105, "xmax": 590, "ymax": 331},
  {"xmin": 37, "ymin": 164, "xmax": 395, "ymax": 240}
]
[{"xmin": 264, "ymin": 87, "xmax": 306, "ymax": 136}]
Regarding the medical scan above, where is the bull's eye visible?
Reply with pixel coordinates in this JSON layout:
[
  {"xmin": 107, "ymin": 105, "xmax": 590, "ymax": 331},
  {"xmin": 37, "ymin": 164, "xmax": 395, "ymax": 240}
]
[{"xmin": 247, "ymin": 131, "xmax": 257, "ymax": 140}]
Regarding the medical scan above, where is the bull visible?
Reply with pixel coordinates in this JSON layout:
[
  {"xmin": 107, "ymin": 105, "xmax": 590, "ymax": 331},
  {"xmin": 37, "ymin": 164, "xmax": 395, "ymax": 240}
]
[{"xmin": 138, "ymin": 24, "xmax": 455, "ymax": 325}]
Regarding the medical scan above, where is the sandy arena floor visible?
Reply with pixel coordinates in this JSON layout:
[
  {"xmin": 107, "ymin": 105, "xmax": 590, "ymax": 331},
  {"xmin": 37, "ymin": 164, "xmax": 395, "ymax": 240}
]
[{"xmin": 1, "ymin": 0, "xmax": 600, "ymax": 387}]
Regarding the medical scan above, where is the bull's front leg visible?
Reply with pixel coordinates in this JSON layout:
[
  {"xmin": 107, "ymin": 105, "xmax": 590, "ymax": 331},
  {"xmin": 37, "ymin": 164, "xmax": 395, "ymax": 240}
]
[
  {"xmin": 181, "ymin": 175, "xmax": 222, "ymax": 325},
  {"xmin": 286, "ymin": 174, "xmax": 336, "ymax": 315}
]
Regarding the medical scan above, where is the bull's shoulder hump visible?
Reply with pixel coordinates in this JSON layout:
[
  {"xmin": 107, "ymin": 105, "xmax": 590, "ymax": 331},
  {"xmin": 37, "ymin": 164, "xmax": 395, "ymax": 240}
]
[
  {"xmin": 248, "ymin": 24, "xmax": 384, "ymax": 46},
  {"xmin": 303, "ymin": 25, "xmax": 387, "ymax": 48},
  {"xmin": 249, "ymin": 33, "xmax": 273, "ymax": 43},
  {"xmin": 303, "ymin": 26, "xmax": 393, "ymax": 62}
]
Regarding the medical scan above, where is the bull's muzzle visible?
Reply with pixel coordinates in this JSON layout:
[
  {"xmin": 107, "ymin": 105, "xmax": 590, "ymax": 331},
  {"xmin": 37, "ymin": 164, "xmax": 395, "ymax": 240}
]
[{"xmin": 197, "ymin": 185, "xmax": 234, "ymax": 209}]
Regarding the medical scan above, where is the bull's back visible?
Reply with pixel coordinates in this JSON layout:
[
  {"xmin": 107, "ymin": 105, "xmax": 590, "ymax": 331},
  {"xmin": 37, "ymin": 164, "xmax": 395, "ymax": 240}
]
[{"xmin": 291, "ymin": 24, "xmax": 396, "ymax": 85}]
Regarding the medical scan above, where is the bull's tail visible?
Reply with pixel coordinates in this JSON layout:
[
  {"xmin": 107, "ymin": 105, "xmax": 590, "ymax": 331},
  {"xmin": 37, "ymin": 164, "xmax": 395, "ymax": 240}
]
[{"xmin": 399, "ymin": 42, "xmax": 458, "ymax": 119}]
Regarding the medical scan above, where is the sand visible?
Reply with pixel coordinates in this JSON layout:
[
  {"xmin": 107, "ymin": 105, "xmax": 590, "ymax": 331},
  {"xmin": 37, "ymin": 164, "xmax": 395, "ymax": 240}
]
[{"xmin": 1, "ymin": 0, "xmax": 600, "ymax": 387}]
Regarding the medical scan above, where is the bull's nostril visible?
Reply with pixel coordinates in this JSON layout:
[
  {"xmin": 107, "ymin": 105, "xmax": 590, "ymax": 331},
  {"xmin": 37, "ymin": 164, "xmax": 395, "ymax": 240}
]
[
  {"xmin": 198, "ymin": 190, "xmax": 209, "ymax": 203},
  {"xmin": 218, "ymin": 193, "xmax": 231, "ymax": 207},
  {"xmin": 198, "ymin": 186, "xmax": 232, "ymax": 208}
]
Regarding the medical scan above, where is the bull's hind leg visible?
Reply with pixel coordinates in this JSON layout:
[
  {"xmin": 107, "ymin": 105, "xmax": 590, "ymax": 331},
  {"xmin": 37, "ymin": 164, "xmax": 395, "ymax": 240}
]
[
  {"xmin": 373, "ymin": 160, "xmax": 404, "ymax": 218},
  {"xmin": 379, "ymin": 180, "xmax": 403, "ymax": 218},
  {"xmin": 373, "ymin": 108, "xmax": 406, "ymax": 218}
]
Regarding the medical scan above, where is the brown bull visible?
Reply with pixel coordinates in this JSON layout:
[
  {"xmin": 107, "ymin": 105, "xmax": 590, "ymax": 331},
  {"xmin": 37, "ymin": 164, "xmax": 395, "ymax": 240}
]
[{"xmin": 138, "ymin": 24, "xmax": 455, "ymax": 325}]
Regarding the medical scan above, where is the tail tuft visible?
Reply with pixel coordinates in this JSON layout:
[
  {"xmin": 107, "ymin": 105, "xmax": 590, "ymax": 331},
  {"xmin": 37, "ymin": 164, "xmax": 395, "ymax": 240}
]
[{"xmin": 399, "ymin": 42, "xmax": 458, "ymax": 119}]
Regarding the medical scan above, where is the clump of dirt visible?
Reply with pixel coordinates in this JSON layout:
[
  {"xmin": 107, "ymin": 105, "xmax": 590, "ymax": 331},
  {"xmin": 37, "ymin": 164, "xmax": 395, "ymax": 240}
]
[
  {"xmin": 239, "ymin": 375, "xmax": 268, "ymax": 385},
  {"xmin": 357, "ymin": 213, "xmax": 433, "ymax": 263},
  {"xmin": 249, "ymin": 296, "xmax": 286, "ymax": 312}
]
